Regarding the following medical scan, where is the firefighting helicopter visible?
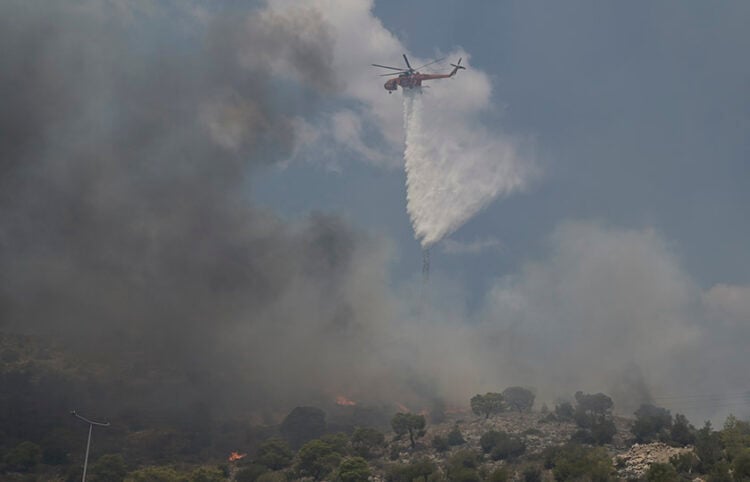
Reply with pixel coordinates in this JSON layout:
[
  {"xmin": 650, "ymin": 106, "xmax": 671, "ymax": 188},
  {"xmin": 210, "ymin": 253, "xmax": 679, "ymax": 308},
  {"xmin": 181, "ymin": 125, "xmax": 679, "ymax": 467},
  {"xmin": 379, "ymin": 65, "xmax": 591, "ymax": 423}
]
[{"xmin": 372, "ymin": 54, "xmax": 466, "ymax": 93}]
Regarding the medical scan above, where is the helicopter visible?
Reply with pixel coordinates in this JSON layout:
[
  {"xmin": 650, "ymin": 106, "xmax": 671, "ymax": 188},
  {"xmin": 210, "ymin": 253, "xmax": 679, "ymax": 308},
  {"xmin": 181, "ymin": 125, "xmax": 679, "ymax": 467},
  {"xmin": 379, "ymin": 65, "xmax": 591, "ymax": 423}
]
[{"xmin": 372, "ymin": 54, "xmax": 465, "ymax": 93}]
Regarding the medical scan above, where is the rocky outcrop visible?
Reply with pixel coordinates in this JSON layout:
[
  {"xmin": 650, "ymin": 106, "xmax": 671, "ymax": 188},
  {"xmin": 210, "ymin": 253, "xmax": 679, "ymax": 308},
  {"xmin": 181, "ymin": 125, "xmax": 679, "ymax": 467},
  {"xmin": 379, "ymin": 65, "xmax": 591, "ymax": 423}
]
[{"xmin": 613, "ymin": 442, "xmax": 693, "ymax": 480}]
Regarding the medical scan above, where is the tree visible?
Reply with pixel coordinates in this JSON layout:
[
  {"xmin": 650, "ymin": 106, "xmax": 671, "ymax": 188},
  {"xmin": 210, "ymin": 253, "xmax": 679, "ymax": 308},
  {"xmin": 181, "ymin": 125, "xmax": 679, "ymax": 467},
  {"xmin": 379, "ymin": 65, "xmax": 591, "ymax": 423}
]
[
  {"xmin": 632, "ymin": 404, "xmax": 672, "ymax": 443},
  {"xmin": 470, "ymin": 393, "xmax": 505, "ymax": 419},
  {"xmin": 670, "ymin": 413, "xmax": 695, "ymax": 446},
  {"xmin": 391, "ymin": 413, "xmax": 426, "ymax": 448},
  {"xmin": 296, "ymin": 439, "xmax": 342, "ymax": 480},
  {"xmin": 280, "ymin": 406, "xmax": 326, "ymax": 449},
  {"xmin": 335, "ymin": 456, "xmax": 371, "ymax": 482},
  {"xmin": 256, "ymin": 438, "xmax": 293, "ymax": 470},
  {"xmin": 431, "ymin": 435, "xmax": 449, "ymax": 452},
  {"xmin": 731, "ymin": 448, "xmax": 750, "ymax": 481},
  {"xmin": 351, "ymin": 427, "xmax": 385, "ymax": 459},
  {"xmin": 694, "ymin": 421, "xmax": 722, "ymax": 472},
  {"xmin": 236, "ymin": 464, "xmax": 268, "ymax": 482},
  {"xmin": 555, "ymin": 401, "xmax": 575, "ymax": 421},
  {"xmin": 502, "ymin": 387, "xmax": 535, "ymax": 412},
  {"xmin": 574, "ymin": 392, "xmax": 613, "ymax": 418},
  {"xmin": 90, "ymin": 454, "xmax": 127, "ymax": 482}
]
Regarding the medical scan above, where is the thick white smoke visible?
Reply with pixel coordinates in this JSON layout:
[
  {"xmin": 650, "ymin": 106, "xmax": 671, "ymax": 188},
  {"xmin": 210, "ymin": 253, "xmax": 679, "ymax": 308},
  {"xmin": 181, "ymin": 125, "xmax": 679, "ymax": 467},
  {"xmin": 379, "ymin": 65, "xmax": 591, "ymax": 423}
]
[{"xmin": 403, "ymin": 87, "xmax": 528, "ymax": 247}]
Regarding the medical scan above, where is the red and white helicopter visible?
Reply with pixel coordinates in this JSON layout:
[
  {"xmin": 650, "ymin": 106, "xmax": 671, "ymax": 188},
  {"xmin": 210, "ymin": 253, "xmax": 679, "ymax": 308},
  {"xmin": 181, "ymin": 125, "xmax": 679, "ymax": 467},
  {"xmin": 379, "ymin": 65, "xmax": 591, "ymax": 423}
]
[{"xmin": 372, "ymin": 54, "xmax": 465, "ymax": 93}]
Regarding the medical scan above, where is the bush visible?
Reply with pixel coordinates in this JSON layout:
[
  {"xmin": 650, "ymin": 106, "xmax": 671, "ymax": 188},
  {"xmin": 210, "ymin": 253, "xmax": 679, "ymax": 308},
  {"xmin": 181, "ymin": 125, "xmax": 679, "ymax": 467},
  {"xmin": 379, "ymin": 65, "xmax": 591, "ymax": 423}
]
[
  {"xmin": 502, "ymin": 386, "xmax": 535, "ymax": 412},
  {"xmin": 190, "ymin": 466, "xmax": 226, "ymax": 482},
  {"xmin": 3, "ymin": 441, "xmax": 41, "ymax": 472},
  {"xmin": 669, "ymin": 452, "xmax": 699, "ymax": 475},
  {"xmin": 669, "ymin": 414, "xmax": 695, "ymax": 446},
  {"xmin": 487, "ymin": 467, "xmax": 509, "ymax": 482},
  {"xmin": 391, "ymin": 413, "xmax": 426, "ymax": 448},
  {"xmin": 351, "ymin": 427, "xmax": 385, "ymax": 459},
  {"xmin": 336, "ymin": 456, "xmax": 371, "ymax": 482},
  {"xmin": 385, "ymin": 459, "xmax": 437, "ymax": 482},
  {"xmin": 90, "ymin": 454, "xmax": 127, "ymax": 482},
  {"xmin": 552, "ymin": 444, "xmax": 614, "ymax": 482},
  {"xmin": 236, "ymin": 464, "xmax": 268, "ymax": 482},
  {"xmin": 732, "ymin": 448, "xmax": 750, "ymax": 481},
  {"xmin": 256, "ymin": 439, "xmax": 293, "ymax": 470},
  {"xmin": 554, "ymin": 402, "xmax": 575, "ymax": 421},
  {"xmin": 479, "ymin": 430, "xmax": 525, "ymax": 460},
  {"xmin": 447, "ymin": 425, "xmax": 466, "ymax": 446},
  {"xmin": 646, "ymin": 463, "xmax": 678, "ymax": 482},
  {"xmin": 432, "ymin": 435, "xmax": 449, "ymax": 452},
  {"xmin": 256, "ymin": 472, "xmax": 287, "ymax": 482},
  {"xmin": 522, "ymin": 464, "xmax": 542, "ymax": 482},
  {"xmin": 125, "ymin": 466, "xmax": 184, "ymax": 482},
  {"xmin": 445, "ymin": 450, "xmax": 481, "ymax": 482}
]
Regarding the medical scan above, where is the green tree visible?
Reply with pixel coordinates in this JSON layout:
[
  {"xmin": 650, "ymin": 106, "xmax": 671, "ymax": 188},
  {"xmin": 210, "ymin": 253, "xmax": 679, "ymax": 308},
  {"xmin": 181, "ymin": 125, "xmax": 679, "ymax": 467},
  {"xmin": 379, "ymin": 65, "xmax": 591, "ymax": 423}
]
[
  {"xmin": 125, "ymin": 466, "xmax": 184, "ymax": 482},
  {"xmin": 552, "ymin": 444, "xmax": 614, "ymax": 482},
  {"xmin": 669, "ymin": 452, "xmax": 700, "ymax": 476},
  {"xmin": 280, "ymin": 406, "xmax": 326, "ymax": 449},
  {"xmin": 470, "ymin": 393, "xmax": 505, "ymax": 419},
  {"xmin": 351, "ymin": 427, "xmax": 384, "ymax": 459},
  {"xmin": 732, "ymin": 448, "xmax": 750, "ymax": 481},
  {"xmin": 320, "ymin": 433, "xmax": 349, "ymax": 456},
  {"xmin": 646, "ymin": 463, "xmax": 678, "ymax": 482},
  {"xmin": 255, "ymin": 473, "xmax": 287, "ymax": 482},
  {"xmin": 190, "ymin": 466, "xmax": 226, "ymax": 482},
  {"xmin": 335, "ymin": 456, "xmax": 371, "ymax": 482},
  {"xmin": 3, "ymin": 441, "xmax": 41, "ymax": 472},
  {"xmin": 385, "ymin": 459, "xmax": 437, "ymax": 482},
  {"xmin": 574, "ymin": 392, "xmax": 613, "ymax": 420},
  {"xmin": 479, "ymin": 430, "xmax": 525, "ymax": 460},
  {"xmin": 670, "ymin": 413, "xmax": 695, "ymax": 446},
  {"xmin": 90, "ymin": 454, "xmax": 128, "ymax": 482},
  {"xmin": 256, "ymin": 438, "xmax": 293, "ymax": 470},
  {"xmin": 431, "ymin": 435, "xmax": 449, "ymax": 452},
  {"xmin": 447, "ymin": 425, "xmax": 466, "ymax": 446},
  {"xmin": 720, "ymin": 414, "xmax": 750, "ymax": 461},
  {"xmin": 391, "ymin": 413, "xmax": 426, "ymax": 448},
  {"xmin": 502, "ymin": 386, "xmax": 535, "ymax": 412},
  {"xmin": 445, "ymin": 450, "xmax": 481, "ymax": 482},
  {"xmin": 235, "ymin": 464, "xmax": 268, "ymax": 482},
  {"xmin": 296, "ymin": 439, "xmax": 342, "ymax": 480},
  {"xmin": 554, "ymin": 401, "xmax": 575, "ymax": 421},
  {"xmin": 695, "ymin": 421, "xmax": 723, "ymax": 472},
  {"xmin": 632, "ymin": 404, "xmax": 672, "ymax": 443}
]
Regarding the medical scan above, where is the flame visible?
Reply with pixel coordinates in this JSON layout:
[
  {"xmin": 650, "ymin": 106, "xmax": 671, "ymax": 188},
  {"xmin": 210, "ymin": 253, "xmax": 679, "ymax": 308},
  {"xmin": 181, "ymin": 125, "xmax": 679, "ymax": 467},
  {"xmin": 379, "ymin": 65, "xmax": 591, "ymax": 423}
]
[
  {"xmin": 336, "ymin": 395, "xmax": 357, "ymax": 406},
  {"xmin": 228, "ymin": 451, "xmax": 247, "ymax": 462},
  {"xmin": 395, "ymin": 402, "xmax": 409, "ymax": 413}
]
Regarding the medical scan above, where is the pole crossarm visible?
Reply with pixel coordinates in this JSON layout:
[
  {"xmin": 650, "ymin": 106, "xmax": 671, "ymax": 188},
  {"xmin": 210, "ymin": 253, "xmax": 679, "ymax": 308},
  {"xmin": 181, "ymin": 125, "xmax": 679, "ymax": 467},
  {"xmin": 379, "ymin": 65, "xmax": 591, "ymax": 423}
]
[{"xmin": 71, "ymin": 410, "xmax": 111, "ymax": 427}]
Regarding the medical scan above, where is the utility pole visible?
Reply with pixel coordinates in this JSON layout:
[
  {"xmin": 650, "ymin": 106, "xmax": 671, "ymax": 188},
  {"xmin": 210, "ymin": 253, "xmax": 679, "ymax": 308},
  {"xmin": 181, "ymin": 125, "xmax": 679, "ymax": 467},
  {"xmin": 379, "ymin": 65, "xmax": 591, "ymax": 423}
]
[{"xmin": 71, "ymin": 410, "xmax": 110, "ymax": 482}]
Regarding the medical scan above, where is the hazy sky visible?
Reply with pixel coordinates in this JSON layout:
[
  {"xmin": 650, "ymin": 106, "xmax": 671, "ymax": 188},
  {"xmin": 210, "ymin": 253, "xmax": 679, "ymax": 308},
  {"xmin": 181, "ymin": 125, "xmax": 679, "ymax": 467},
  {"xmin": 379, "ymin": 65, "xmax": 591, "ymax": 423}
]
[{"xmin": 1, "ymin": 0, "xmax": 748, "ymax": 423}]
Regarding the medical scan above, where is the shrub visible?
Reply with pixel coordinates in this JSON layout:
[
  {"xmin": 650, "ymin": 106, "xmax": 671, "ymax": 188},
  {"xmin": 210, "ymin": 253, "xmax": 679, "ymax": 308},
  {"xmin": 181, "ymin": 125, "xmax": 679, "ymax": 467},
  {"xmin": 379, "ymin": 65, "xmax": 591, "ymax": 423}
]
[
  {"xmin": 669, "ymin": 414, "xmax": 695, "ymax": 446},
  {"xmin": 487, "ymin": 467, "xmax": 508, "ymax": 482},
  {"xmin": 479, "ymin": 430, "xmax": 525, "ymax": 460},
  {"xmin": 236, "ymin": 464, "xmax": 268, "ymax": 482},
  {"xmin": 522, "ymin": 464, "xmax": 542, "ymax": 482},
  {"xmin": 90, "ymin": 454, "xmax": 127, "ymax": 482},
  {"xmin": 552, "ymin": 444, "xmax": 614, "ymax": 482},
  {"xmin": 351, "ymin": 427, "xmax": 385, "ymax": 459},
  {"xmin": 3, "ymin": 441, "xmax": 41, "ymax": 472},
  {"xmin": 190, "ymin": 466, "xmax": 226, "ymax": 482},
  {"xmin": 646, "ymin": 463, "xmax": 678, "ymax": 482},
  {"xmin": 125, "ymin": 466, "xmax": 184, "ymax": 482},
  {"xmin": 296, "ymin": 439, "xmax": 342, "ymax": 480},
  {"xmin": 432, "ymin": 435, "xmax": 449, "ymax": 452},
  {"xmin": 445, "ymin": 450, "xmax": 481, "ymax": 482},
  {"xmin": 447, "ymin": 425, "xmax": 466, "ymax": 446},
  {"xmin": 385, "ymin": 459, "xmax": 437, "ymax": 482}
]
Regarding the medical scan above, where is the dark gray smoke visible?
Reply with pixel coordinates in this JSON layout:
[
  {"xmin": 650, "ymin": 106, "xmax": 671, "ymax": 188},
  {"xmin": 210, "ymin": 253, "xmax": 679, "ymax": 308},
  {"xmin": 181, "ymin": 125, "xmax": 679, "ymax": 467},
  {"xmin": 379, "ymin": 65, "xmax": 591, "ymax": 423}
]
[{"xmin": 0, "ymin": 0, "xmax": 397, "ymax": 415}]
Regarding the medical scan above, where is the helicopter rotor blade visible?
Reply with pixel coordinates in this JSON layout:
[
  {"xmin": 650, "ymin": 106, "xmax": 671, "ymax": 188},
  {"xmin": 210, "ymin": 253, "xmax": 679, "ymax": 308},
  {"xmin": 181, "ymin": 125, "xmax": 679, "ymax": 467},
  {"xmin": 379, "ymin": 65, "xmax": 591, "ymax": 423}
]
[
  {"xmin": 413, "ymin": 57, "xmax": 446, "ymax": 71},
  {"xmin": 371, "ymin": 63, "xmax": 405, "ymax": 71},
  {"xmin": 379, "ymin": 72, "xmax": 404, "ymax": 77},
  {"xmin": 402, "ymin": 54, "xmax": 413, "ymax": 71}
]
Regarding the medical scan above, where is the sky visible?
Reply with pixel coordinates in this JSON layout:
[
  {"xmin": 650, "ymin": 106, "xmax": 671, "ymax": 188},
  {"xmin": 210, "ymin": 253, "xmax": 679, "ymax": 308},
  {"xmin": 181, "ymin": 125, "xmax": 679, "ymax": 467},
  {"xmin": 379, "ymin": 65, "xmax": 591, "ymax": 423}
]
[{"xmin": 1, "ymin": 0, "xmax": 748, "ymax": 423}]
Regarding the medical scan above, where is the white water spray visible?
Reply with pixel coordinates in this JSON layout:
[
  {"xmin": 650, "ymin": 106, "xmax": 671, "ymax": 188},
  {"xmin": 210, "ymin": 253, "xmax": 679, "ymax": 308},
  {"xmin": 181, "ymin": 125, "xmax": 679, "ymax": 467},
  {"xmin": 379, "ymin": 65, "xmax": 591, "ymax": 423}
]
[{"xmin": 402, "ymin": 86, "xmax": 529, "ymax": 254}]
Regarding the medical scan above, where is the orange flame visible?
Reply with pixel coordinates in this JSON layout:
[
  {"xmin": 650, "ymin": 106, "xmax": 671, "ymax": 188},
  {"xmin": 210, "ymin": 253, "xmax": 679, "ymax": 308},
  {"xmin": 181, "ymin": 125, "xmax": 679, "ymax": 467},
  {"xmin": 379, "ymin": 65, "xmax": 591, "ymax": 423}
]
[
  {"xmin": 395, "ymin": 402, "xmax": 409, "ymax": 413},
  {"xmin": 336, "ymin": 395, "xmax": 357, "ymax": 406},
  {"xmin": 228, "ymin": 451, "xmax": 247, "ymax": 462}
]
